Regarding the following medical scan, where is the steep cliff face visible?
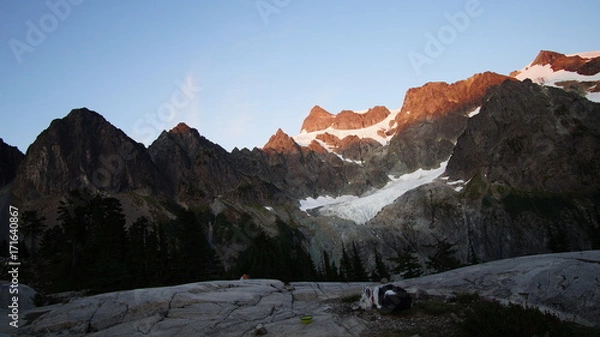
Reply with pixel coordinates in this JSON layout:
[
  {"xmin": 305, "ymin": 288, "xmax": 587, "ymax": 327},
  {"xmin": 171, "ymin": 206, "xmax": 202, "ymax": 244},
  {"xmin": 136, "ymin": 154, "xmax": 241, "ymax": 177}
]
[
  {"xmin": 0, "ymin": 139, "xmax": 24, "ymax": 190},
  {"xmin": 11, "ymin": 108, "xmax": 166, "ymax": 202},
  {"xmin": 148, "ymin": 123, "xmax": 242, "ymax": 204},
  {"xmin": 365, "ymin": 80, "xmax": 600, "ymax": 267},
  {"xmin": 446, "ymin": 79, "xmax": 600, "ymax": 193},
  {"xmin": 392, "ymin": 72, "xmax": 514, "ymax": 134},
  {"xmin": 232, "ymin": 129, "xmax": 389, "ymax": 199},
  {"xmin": 365, "ymin": 73, "xmax": 514, "ymax": 175}
]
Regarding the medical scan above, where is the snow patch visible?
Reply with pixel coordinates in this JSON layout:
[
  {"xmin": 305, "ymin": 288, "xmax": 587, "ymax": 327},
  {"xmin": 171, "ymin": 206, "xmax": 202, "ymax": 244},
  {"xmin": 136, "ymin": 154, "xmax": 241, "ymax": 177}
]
[
  {"xmin": 468, "ymin": 107, "xmax": 481, "ymax": 118},
  {"xmin": 515, "ymin": 65, "xmax": 600, "ymax": 87},
  {"xmin": 566, "ymin": 50, "xmax": 600, "ymax": 59},
  {"xmin": 293, "ymin": 108, "xmax": 401, "ymax": 149},
  {"xmin": 299, "ymin": 161, "xmax": 448, "ymax": 224},
  {"xmin": 446, "ymin": 179, "xmax": 466, "ymax": 192},
  {"xmin": 586, "ymin": 92, "xmax": 600, "ymax": 103}
]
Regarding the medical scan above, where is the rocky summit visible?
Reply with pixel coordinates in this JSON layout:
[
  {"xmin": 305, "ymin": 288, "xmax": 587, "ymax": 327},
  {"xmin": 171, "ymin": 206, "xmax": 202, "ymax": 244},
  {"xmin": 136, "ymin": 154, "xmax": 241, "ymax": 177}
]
[{"xmin": 4, "ymin": 251, "xmax": 599, "ymax": 337}]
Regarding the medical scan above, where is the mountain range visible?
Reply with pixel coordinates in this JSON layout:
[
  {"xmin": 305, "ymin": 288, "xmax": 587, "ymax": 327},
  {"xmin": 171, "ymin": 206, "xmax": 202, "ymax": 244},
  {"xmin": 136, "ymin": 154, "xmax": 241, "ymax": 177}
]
[{"xmin": 2, "ymin": 49, "xmax": 599, "ymax": 281}]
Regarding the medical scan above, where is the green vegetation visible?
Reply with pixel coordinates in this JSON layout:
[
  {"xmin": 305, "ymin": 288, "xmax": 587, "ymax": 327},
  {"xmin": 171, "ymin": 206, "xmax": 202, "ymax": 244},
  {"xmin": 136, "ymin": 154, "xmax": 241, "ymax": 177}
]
[
  {"xmin": 319, "ymin": 242, "xmax": 389, "ymax": 282},
  {"xmin": 389, "ymin": 250, "xmax": 423, "ymax": 279},
  {"xmin": 501, "ymin": 189, "xmax": 600, "ymax": 251},
  {"xmin": 366, "ymin": 292, "xmax": 600, "ymax": 337},
  {"xmin": 460, "ymin": 299, "xmax": 600, "ymax": 337},
  {"xmin": 424, "ymin": 238, "xmax": 462, "ymax": 273},
  {"xmin": 20, "ymin": 190, "xmax": 224, "ymax": 294},
  {"xmin": 228, "ymin": 220, "xmax": 318, "ymax": 283},
  {"xmin": 20, "ymin": 190, "xmax": 396, "ymax": 294}
]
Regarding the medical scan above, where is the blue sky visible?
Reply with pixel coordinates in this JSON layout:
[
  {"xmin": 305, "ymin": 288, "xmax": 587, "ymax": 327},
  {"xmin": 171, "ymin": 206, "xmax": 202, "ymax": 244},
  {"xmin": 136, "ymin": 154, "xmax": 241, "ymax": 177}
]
[{"xmin": 1, "ymin": 0, "xmax": 599, "ymax": 153}]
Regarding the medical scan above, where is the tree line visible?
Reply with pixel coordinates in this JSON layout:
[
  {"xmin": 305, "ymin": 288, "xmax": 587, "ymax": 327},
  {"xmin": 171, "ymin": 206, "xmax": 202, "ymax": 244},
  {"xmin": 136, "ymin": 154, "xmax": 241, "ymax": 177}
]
[
  {"xmin": 5, "ymin": 190, "xmax": 469, "ymax": 296},
  {"xmin": 13, "ymin": 190, "xmax": 225, "ymax": 294}
]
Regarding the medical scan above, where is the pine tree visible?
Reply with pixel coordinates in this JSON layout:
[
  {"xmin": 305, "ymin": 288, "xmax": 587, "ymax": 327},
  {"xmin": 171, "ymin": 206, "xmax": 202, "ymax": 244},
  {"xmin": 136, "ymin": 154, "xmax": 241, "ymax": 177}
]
[
  {"xmin": 390, "ymin": 250, "xmax": 423, "ymax": 279},
  {"xmin": 128, "ymin": 216, "xmax": 160, "ymax": 288},
  {"xmin": 20, "ymin": 210, "xmax": 47, "ymax": 258},
  {"xmin": 57, "ymin": 189, "xmax": 95, "ymax": 289},
  {"xmin": 322, "ymin": 250, "xmax": 339, "ymax": 281},
  {"xmin": 351, "ymin": 242, "xmax": 369, "ymax": 281},
  {"xmin": 339, "ymin": 244, "xmax": 353, "ymax": 281},
  {"xmin": 57, "ymin": 190, "xmax": 130, "ymax": 292},
  {"xmin": 371, "ymin": 249, "xmax": 391, "ymax": 281},
  {"xmin": 425, "ymin": 238, "xmax": 462, "ymax": 273}
]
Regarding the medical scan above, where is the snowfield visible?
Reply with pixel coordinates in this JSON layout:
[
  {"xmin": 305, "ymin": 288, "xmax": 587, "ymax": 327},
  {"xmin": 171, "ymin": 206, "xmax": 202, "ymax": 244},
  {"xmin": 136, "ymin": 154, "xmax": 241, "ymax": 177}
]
[
  {"xmin": 293, "ymin": 108, "xmax": 401, "ymax": 148},
  {"xmin": 514, "ymin": 51, "xmax": 600, "ymax": 103},
  {"xmin": 300, "ymin": 161, "xmax": 448, "ymax": 224}
]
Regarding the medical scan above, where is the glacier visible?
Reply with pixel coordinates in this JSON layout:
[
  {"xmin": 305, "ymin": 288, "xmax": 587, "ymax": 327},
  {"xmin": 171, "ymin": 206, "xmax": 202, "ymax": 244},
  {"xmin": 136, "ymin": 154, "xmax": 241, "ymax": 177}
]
[{"xmin": 300, "ymin": 161, "xmax": 448, "ymax": 224}]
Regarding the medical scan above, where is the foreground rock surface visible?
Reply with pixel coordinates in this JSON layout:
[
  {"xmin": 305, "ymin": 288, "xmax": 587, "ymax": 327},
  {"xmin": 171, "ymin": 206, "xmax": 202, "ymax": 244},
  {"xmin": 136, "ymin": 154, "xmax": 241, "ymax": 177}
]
[
  {"xmin": 6, "ymin": 251, "xmax": 599, "ymax": 336},
  {"xmin": 10, "ymin": 280, "xmax": 372, "ymax": 337},
  {"xmin": 402, "ymin": 250, "xmax": 600, "ymax": 327}
]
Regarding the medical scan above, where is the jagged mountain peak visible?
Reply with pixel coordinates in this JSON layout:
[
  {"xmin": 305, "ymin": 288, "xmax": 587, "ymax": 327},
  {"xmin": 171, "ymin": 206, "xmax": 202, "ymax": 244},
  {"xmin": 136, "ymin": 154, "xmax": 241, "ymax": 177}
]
[
  {"xmin": 170, "ymin": 122, "xmax": 195, "ymax": 134},
  {"xmin": 301, "ymin": 105, "xmax": 335, "ymax": 133},
  {"xmin": 12, "ymin": 108, "xmax": 164, "ymax": 201},
  {"xmin": 263, "ymin": 128, "xmax": 301, "ymax": 153},
  {"xmin": 511, "ymin": 50, "xmax": 600, "ymax": 102},
  {"xmin": 528, "ymin": 50, "xmax": 600, "ymax": 75},
  {"xmin": 397, "ymin": 71, "xmax": 512, "ymax": 120},
  {"xmin": 64, "ymin": 106, "xmax": 105, "ymax": 120},
  {"xmin": 149, "ymin": 122, "xmax": 231, "ymax": 170}
]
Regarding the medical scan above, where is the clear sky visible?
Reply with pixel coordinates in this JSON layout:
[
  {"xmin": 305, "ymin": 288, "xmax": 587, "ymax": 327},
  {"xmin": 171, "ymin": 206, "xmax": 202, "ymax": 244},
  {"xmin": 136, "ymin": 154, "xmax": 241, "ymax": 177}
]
[{"xmin": 1, "ymin": 0, "xmax": 599, "ymax": 153}]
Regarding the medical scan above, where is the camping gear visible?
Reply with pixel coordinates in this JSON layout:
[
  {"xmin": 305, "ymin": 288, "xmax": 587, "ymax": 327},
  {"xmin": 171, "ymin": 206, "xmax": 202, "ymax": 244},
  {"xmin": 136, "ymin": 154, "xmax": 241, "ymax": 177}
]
[{"xmin": 359, "ymin": 283, "xmax": 412, "ymax": 313}]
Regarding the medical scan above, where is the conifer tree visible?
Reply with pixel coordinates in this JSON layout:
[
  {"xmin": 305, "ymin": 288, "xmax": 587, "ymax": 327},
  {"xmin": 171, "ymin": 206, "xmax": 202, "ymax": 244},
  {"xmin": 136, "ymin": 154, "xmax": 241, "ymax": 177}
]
[
  {"xmin": 390, "ymin": 250, "xmax": 423, "ymax": 279},
  {"xmin": 322, "ymin": 250, "xmax": 339, "ymax": 281},
  {"xmin": 371, "ymin": 249, "xmax": 391, "ymax": 281},
  {"xmin": 425, "ymin": 238, "xmax": 462, "ymax": 273},
  {"xmin": 20, "ymin": 210, "xmax": 46, "ymax": 258},
  {"xmin": 351, "ymin": 242, "xmax": 369, "ymax": 281},
  {"xmin": 339, "ymin": 244, "xmax": 353, "ymax": 281}
]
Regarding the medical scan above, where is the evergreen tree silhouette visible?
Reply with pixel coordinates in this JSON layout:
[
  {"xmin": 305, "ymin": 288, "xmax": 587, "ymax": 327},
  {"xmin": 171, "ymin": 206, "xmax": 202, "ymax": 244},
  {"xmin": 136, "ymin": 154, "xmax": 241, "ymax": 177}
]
[{"xmin": 20, "ymin": 210, "xmax": 46, "ymax": 258}]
